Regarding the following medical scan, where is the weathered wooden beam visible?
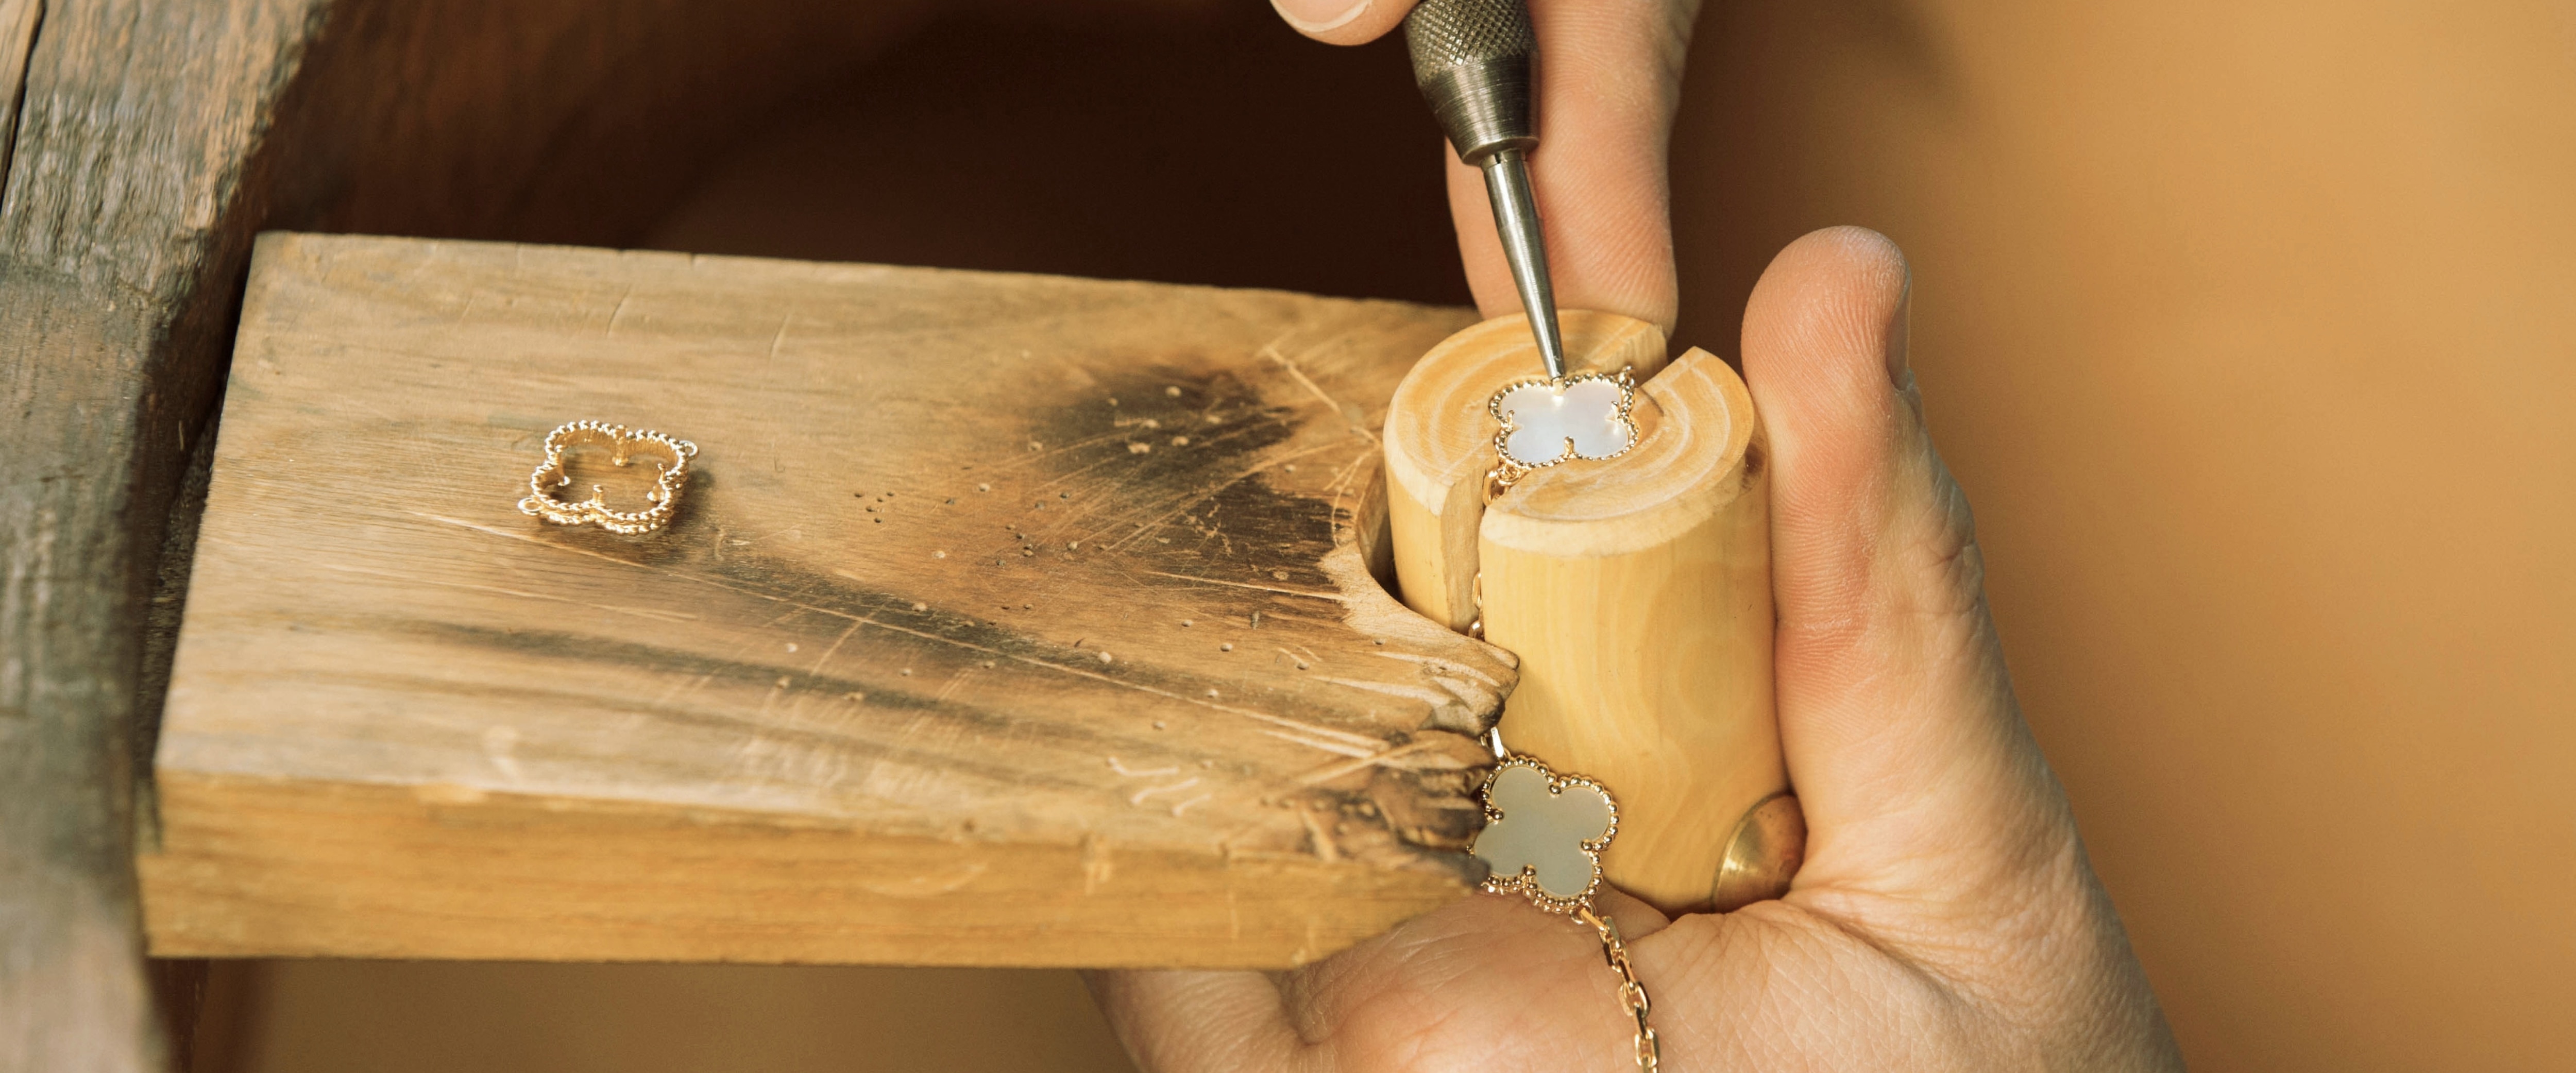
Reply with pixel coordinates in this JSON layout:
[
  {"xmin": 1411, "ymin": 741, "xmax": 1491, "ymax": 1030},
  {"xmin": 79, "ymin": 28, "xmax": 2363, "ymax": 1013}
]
[
  {"xmin": 138, "ymin": 233, "xmax": 1504, "ymax": 967},
  {"xmin": 1, "ymin": 3, "xmax": 317, "ymax": 1067},
  {"xmin": 0, "ymin": 1, "xmax": 995, "ymax": 1067}
]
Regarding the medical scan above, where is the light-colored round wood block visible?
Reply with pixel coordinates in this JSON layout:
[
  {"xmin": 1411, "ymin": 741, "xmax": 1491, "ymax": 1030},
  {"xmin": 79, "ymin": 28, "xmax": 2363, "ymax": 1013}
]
[
  {"xmin": 1383, "ymin": 312, "xmax": 1790, "ymax": 914},
  {"xmin": 1382, "ymin": 311, "xmax": 1670, "ymax": 633}
]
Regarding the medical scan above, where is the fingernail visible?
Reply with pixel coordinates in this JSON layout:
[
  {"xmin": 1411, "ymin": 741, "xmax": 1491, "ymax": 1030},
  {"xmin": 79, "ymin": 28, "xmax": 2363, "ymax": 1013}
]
[{"xmin": 1272, "ymin": 0, "xmax": 1372, "ymax": 34}]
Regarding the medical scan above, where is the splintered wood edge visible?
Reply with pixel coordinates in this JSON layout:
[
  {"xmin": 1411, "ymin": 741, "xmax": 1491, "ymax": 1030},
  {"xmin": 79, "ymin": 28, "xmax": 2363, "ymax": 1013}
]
[{"xmin": 1381, "ymin": 312, "xmax": 1668, "ymax": 629}]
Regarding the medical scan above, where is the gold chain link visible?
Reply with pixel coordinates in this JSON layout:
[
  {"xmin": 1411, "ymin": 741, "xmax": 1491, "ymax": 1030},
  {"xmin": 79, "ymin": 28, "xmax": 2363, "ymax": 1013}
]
[{"xmin": 1575, "ymin": 903, "xmax": 1660, "ymax": 1072}]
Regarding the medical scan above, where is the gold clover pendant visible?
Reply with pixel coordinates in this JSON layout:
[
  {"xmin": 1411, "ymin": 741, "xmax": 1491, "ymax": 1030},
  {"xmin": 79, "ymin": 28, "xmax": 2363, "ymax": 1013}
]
[
  {"xmin": 1471, "ymin": 754, "xmax": 1619, "ymax": 914},
  {"xmin": 518, "ymin": 420, "xmax": 699, "ymax": 536},
  {"xmin": 1485, "ymin": 369, "xmax": 1639, "ymax": 499}
]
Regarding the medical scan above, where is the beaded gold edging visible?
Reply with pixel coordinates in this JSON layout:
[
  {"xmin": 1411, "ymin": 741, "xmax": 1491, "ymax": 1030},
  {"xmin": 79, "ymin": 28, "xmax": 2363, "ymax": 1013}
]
[
  {"xmin": 1484, "ymin": 368, "xmax": 1640, "ymax": 502},
  {"xmin": 517, "ymin": 420, "xmax": 699, "ymax": 535},
  {"xmin": 1474, "ymin": 753, "xmax": 1622, "ymax": 916}
]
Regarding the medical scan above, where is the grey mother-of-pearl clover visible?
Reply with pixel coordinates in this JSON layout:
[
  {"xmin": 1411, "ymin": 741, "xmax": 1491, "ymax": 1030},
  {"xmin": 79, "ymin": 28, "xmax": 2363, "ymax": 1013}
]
[
  {"xmin": 1471, "ymin": 755, "xmax": 1620, "ymax": 912},
  {"xmin": 1487, "ymin": 368, "xmax": 1640, "ymax": 474}
]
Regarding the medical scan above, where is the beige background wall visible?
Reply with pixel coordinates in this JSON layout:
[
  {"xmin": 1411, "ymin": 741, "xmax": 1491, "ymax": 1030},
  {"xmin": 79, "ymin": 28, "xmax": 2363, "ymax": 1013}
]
[
  {"xmin": 1667, "ymin": 4, "xmax": 2575, "ymax": 1067},
  {"xmin": 198, "ymin": 3, "xmax": 2573, "ymax": 1070}
]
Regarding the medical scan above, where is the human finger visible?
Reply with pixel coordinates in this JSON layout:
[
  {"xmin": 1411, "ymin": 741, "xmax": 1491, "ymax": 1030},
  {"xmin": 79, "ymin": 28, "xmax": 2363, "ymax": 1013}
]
[
  {"xmin": 1446, "ymin": 0, "xmax": 1699, "ymax": 332},
  {"xmin": 1267, "ymin": 0, "xmax": 1417, "ymax": 45},
  {"xmin": 1737, "ymin": 226, "xmax": 2071, "ymax": 908}
]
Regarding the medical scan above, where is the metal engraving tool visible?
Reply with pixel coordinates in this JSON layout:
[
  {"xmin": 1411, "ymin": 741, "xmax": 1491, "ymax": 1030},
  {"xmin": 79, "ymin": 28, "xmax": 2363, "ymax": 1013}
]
[{"xmin": 1403, "ymin": 0, "xmax": 1568, "ymax": 382}]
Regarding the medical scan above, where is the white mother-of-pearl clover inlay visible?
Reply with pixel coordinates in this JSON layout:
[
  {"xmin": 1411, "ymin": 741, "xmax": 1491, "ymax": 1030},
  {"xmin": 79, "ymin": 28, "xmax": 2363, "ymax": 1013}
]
[
  {"xmin": 1472, "ymin": 755, "xmax": 1619, "ymax": 911},
  {"xmin": 1488, "ymin": 369, "xmax": 1640, "ymax": 471}
]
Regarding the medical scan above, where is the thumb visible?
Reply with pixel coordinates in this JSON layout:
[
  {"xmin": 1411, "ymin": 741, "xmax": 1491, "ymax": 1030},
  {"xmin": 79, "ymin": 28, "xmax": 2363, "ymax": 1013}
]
[{"xmin": 1739, "ymin": 227, "xmax": 2072, "ymax": 906}]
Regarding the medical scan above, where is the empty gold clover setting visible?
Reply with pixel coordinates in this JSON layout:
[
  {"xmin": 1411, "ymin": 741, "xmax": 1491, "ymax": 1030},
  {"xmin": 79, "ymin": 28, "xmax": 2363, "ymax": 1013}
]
[
  {"xmin": 1485, "ymin": 368, "xmax": 1640, "ymax": 499},
  {"xmin": 518, "ymin": 420, "xmax": 699, "ymax": 536},
  {"xmin": 1471, "ymin": 754, "xmax": 1619, "ymax": 914}
]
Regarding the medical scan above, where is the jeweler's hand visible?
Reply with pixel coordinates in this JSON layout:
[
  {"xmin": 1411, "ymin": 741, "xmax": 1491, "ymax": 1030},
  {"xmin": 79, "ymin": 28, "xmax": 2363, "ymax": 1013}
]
[
  {"xmin": 1086, "ymin": 226, "xmax": 2187, "ymax": 1070},
  {"xmin": 1265, "ymin": 0, "xmax": 1699, "ymax": 333}
]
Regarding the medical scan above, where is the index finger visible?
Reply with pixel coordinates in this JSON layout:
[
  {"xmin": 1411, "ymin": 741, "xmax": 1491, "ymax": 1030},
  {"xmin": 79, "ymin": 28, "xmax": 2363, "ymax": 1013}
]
[{"xmin": 1269, "ymin": 0, "xmax": 1419, "ymax": 45}]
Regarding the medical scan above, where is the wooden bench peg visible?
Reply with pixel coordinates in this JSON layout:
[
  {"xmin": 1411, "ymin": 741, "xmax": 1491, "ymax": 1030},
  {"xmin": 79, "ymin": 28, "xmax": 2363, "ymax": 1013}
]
[{"xmin": 1383, "ymin": 312, "xmax": 1802, "ymax": 915}]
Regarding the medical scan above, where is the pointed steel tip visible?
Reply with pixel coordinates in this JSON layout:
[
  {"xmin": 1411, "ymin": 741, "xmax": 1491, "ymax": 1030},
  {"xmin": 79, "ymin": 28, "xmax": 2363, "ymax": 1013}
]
[{"xmin": 1482, "ymin": 150, "xmax": 1569, "ymax": 384}]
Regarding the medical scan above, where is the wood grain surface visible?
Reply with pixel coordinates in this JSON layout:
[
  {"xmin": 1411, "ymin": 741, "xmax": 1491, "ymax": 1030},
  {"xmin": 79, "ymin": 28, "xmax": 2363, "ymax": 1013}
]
[{"xmin": 140, "ymin": 232, "xmax": 1508, "ymax": 968}]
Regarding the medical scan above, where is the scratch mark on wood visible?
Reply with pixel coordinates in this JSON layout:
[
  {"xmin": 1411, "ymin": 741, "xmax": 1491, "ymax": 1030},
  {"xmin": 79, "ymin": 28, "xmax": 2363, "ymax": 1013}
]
[
  {"xmin": 1170, "ymin": 794, "xmax": 1212, "ymax": 817},
  {"xmin": 607, "ymin": 285, "xmax": 634, "ymax": 334},
  {"xmin": 1129, "ymin": 777, "xmax": 1201, "ymax": 806},
  {"xmin": 984, "ymin": 427, "xmax": 1146, "ymax": 473},
  {"xmin": 411, "ymin": 512, "xmax": 1393, "ymax": 758},
  {"xmin": 1107, "ymin": 757, "xmax": 1182, "ymax": 778},
  {"xmin": 1135, "ymin": 571, "xmax": 1341, "ymax": 602},
  {"xmin": 807, "ymin": 620, "xmax": 861, "ymax": 675},
  {"xmin": 1290, "ymin": 738, "xmax": 1460, "ymax": 787},
  {"xmin": 481, "ymin": 725, "xmax": 524, "ymax": 781},
  {"xmin": 1368, "ymin": 650, "xmax": 1506, "ymax": 689},
  {"xmin": 1299, "ymin": 808, "xmax": 1341, "ymax": 862},
  {"xmin": 312, "ymin": 561, "xmax": 699, "ymax": 623},
  {"xmin": 1256, "ymin": 728, "xmax": 1377, "ymax": 759},
  {"xmin": 851, "ymin": 860, "xmax": 989, "ymax": 898},
  {"xmin": 1261, "ymin": 334, "xmax": 1379, "ymax": 445},
  {"xmin": 1312, "ymin": 676, "xmax": 1456, "ymax": 709},
  {"xmin": 934, "ymin": 666, "xmax": 974, "ymax": 703},
  {"xmin": 652, "ymin": 672, "xmax": 718, "ymax": 706},
  {"xmin": 1081, "ymin": 454, "xmax": 1324, "ymax": 553}
]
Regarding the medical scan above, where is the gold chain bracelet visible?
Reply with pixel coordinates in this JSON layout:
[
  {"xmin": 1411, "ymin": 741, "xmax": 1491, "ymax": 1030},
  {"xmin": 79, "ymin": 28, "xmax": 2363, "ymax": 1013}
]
[{"xmin": 1578, "ymin": 902, "xmax": 1660, "ymax": 1071}]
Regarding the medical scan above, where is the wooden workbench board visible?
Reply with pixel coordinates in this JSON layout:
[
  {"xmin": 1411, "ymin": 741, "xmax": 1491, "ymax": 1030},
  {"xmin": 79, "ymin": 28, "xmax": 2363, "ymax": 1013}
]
[{"xmin": 139, "ymin": 233, "xmax": 1514, "ymax": 968}]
